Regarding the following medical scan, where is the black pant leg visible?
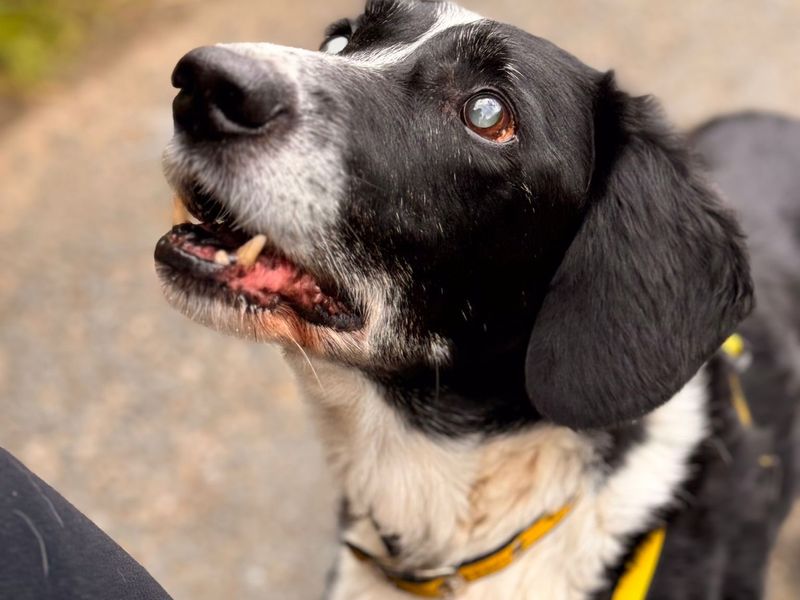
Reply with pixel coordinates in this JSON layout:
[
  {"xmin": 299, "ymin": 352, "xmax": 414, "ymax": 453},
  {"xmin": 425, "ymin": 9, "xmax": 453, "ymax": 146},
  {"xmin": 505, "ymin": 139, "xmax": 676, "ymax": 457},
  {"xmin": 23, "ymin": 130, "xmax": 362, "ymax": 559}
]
[{"xmin": 0, "ymin": 448, "xmax": 172, "ymax": 600}]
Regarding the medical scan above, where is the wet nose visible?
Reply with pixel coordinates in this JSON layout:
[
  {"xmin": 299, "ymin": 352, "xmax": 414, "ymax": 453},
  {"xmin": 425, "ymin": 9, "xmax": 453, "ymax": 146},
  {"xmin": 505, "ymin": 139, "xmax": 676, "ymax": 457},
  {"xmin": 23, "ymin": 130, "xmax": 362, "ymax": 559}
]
[{"xmin": 171, "ymin": 46, "xmax": 291, "ymax": 139}]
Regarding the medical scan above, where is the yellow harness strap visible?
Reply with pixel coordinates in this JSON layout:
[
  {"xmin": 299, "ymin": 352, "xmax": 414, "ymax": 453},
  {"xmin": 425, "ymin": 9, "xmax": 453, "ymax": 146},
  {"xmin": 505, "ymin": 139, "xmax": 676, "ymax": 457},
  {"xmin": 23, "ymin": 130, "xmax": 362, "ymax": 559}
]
[
  {"xmin": 601, "ymin": 334, "xmax": 753, "ymax": 600},
  {"xmin": 720, "ymin": 335, "xmax": 781, "ymax": 471},
  {"xmin": 610, "ymin": 528, "xmax": 666, "ymax": 600},
  {"xmin": 721, "ymin": 334, "xmax": 753, "ymax": 428}
]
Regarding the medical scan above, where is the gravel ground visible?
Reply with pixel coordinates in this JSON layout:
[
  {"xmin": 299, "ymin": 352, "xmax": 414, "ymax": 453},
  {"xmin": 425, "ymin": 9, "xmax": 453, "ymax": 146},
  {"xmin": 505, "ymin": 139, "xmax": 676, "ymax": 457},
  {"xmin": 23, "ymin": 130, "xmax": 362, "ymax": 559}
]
[{"xmin": 1, "ymin": 1, "xmax": 798, "ymax": 598}]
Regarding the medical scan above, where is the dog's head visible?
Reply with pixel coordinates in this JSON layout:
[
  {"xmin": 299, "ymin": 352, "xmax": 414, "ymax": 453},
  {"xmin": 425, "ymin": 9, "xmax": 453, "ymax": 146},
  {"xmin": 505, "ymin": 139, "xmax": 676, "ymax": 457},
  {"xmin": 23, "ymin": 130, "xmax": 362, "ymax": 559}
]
[{"xmin": 156, "ymin": 0, "xmax": 753, "ymax": 432}]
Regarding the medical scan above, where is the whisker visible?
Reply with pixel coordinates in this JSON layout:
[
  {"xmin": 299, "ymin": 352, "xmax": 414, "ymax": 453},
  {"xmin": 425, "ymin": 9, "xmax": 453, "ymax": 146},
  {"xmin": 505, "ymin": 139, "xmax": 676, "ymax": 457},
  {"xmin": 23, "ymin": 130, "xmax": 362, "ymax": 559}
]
[{"xmin": 289, "ymin": 335, "xmax": 324, "ymax": 391}]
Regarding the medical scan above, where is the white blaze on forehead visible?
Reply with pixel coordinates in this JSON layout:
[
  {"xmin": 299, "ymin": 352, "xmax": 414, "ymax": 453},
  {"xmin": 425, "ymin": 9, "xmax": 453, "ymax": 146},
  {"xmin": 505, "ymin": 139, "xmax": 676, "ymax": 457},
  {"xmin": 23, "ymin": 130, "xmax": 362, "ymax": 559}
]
[{"xmin": 354, "ymin": 2, "xmax": 483, "ymax": 67}]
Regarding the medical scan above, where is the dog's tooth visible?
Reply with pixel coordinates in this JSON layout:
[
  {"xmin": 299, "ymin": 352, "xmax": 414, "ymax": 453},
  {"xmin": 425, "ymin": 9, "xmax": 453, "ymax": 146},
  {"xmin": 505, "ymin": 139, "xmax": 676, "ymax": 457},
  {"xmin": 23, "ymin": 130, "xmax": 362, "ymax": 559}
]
[
  {"xmin": 172, "ymin": 197, "xmax": 191, "ymax": 226},
  {"xmin": 236, "ymin": 235, "xmax": 267, "ymax": 268},
  {"xmin": 214, "ymin": 250, "xmax": 231, "ymax": 266}
]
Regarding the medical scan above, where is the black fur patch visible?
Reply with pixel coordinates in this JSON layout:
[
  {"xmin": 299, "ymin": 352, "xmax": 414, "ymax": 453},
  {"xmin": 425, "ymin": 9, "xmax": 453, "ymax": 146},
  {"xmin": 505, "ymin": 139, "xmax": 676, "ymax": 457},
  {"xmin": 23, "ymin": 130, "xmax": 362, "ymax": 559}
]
[{"xmin": 318, "ymin": 6, "xmax": 752, "ymax": 436}]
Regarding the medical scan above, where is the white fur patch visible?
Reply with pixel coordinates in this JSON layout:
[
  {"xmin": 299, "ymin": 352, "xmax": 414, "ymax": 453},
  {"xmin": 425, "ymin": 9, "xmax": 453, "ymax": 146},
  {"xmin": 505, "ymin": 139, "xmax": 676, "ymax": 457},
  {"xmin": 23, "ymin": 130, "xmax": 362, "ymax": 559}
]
[
  {"xmin": 351, "ymin": 2, "xmax": 482, "ymax": 67},
  {"xmin": 287, "ymin": 356, "xmax": 708, "ymax": 599}
]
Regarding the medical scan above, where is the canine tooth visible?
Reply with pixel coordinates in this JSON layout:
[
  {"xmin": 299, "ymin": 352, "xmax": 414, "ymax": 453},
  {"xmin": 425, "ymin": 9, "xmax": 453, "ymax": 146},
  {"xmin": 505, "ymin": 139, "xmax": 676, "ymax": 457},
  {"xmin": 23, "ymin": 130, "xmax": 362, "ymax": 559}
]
[
  {"xmin": 172, "ymin": 197, "xmax": 191, "ymax": 225},
  {"xmin": 214, "ymin": 250, "xmax": 231, "ymax": 265},
  {"xmin": 236, "ymin": 235, "xmax": 267, "ymax": 268}
]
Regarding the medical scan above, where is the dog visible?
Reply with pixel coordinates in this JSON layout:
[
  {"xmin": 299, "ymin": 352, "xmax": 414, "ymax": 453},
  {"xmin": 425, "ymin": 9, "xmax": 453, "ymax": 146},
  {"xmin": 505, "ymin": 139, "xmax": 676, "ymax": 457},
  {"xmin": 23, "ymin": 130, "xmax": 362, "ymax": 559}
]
[{"xmin": 154, "ymin": 1, "xmax": 800, "ymax": 598}]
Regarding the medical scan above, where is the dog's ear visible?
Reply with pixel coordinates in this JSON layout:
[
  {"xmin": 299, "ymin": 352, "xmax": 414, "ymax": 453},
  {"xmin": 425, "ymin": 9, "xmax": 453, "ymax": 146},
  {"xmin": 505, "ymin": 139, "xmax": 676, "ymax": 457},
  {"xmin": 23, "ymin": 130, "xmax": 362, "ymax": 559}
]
[{"xmin": 525, "ymin": 73, "xmax": 754, "ymax": 430}]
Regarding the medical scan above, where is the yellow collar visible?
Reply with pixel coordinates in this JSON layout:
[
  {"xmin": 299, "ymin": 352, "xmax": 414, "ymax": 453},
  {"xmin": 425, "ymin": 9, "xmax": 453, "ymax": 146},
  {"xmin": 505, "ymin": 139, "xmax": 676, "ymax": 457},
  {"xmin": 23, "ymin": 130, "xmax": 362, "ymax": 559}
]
[
  {"xmin": 348, "ymin": 504, "xmax": 666, "ymax": 599},
  {"xmin": 347, "ymin": 503, "xmax": 573, "ymax": 598}
]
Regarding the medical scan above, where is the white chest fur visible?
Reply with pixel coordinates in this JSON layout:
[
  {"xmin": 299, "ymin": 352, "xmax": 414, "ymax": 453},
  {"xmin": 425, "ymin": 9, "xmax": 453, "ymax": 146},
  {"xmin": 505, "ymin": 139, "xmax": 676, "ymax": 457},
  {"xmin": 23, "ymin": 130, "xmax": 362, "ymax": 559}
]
[{"xmin": 286, "ymin": 354, "xmax": 708, "ymax": 600}]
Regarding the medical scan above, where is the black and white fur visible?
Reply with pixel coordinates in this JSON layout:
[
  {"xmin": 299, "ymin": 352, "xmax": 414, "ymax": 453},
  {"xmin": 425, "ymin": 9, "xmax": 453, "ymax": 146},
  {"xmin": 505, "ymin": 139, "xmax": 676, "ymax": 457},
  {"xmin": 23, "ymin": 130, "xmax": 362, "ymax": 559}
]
[{"xmin": 157, "ymin": 1, "xmax": 800, "ymax": 598}]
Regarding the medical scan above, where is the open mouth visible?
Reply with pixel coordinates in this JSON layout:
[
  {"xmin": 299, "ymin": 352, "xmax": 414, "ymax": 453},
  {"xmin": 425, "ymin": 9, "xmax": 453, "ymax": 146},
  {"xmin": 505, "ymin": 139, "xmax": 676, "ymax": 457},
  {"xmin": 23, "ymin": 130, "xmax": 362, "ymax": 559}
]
[{"xmin": 154, "ymin": 192, "xmax": 362, "ymax": 332}]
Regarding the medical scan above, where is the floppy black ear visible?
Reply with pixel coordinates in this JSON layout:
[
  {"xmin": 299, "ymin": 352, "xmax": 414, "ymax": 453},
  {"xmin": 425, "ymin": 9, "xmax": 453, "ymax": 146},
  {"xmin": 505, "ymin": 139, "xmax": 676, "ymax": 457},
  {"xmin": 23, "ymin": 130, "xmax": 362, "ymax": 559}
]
[{"xmin": 525, "ymin": 74, "xmax": 754, "ymax": 430}]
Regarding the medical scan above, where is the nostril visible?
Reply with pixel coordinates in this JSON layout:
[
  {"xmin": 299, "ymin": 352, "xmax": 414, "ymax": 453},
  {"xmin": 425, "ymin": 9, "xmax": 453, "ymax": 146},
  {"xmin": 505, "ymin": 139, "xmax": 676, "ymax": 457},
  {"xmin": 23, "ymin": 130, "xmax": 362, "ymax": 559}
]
[
  {"xmin": 212, "ymin": 78, "xmax": 274, "ymax": 130},
  {"xmin": 171, "ymin": 46, "xmax": 292, "ymax": 138},
  {"xmin": 212, "ymin": 80, "xmax": 245, "ymax": 121}
]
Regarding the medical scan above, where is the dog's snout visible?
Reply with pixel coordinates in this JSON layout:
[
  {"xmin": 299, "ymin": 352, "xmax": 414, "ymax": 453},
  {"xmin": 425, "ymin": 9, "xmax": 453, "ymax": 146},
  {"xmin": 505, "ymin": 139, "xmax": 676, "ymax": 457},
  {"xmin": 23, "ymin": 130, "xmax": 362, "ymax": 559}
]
[{"xmin": 171, "ymin": 46, "xmax": 291, "ymax": 139}]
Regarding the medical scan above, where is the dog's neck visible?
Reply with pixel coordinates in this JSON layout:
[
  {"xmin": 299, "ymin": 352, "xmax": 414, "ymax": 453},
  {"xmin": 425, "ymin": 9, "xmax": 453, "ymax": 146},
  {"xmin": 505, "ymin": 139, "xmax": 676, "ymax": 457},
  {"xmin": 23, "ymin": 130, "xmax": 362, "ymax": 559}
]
[{"xmin": 287, "ymin": 353, "xmax": 708, "ymax": 597}]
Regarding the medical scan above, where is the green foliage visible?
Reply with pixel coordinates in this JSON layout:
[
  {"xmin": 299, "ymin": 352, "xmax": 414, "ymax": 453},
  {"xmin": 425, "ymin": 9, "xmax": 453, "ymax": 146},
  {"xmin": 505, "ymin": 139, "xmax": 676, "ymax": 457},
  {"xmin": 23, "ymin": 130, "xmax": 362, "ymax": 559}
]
[{"xmin": 0, "ymin": 0, "xmax": 130, "ymax": 94}]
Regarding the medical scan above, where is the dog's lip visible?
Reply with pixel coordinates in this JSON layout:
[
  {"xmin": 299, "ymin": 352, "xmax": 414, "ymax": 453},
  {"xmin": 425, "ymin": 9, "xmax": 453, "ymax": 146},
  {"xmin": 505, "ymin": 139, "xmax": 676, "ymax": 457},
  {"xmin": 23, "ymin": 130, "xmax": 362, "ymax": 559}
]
[
  {"xmin": 182, "ymin": 186, "xmax": 230, "ymax": 228},
  {"xmin": 155, "ymin": 221, "xmax": 363, "ymax": 332}
]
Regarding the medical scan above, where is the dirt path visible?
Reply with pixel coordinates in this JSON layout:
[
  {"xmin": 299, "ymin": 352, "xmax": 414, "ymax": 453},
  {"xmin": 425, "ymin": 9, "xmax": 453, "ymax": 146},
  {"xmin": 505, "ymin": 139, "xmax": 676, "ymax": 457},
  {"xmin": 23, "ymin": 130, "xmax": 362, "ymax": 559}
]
[{"xmin": 1, "ymin": 1, "xmax": 798, "ymax": 598}]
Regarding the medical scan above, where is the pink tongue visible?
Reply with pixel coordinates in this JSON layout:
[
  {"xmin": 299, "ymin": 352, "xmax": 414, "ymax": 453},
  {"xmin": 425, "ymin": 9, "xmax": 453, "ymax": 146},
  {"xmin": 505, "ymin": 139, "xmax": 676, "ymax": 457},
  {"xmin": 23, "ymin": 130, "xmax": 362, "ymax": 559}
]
[
  {"xmin": 229, "ymin": 261, "xmax": 302, "ymax": 293},
  {"xmin": 225, "ymin": 260, "xmax": 324, "ymax": 309},
  {"xmin": 183, "ymin": 243, "xmax": 219, "ymax": 262},
  {"xmin": 181, "ymin": 238, "xmax": 310, "ymax": 294},
  {"xmin": 179, "ymin": 236, "xmax": 328, "ymax": 311}
]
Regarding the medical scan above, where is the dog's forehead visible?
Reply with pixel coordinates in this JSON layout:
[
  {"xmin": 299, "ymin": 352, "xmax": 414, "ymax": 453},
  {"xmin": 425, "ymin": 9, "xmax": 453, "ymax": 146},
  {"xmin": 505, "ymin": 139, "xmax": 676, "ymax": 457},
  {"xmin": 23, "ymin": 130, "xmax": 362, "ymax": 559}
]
[{"xmin": 349, "ymin": 0, "xmax": 483, "ymax": 66}]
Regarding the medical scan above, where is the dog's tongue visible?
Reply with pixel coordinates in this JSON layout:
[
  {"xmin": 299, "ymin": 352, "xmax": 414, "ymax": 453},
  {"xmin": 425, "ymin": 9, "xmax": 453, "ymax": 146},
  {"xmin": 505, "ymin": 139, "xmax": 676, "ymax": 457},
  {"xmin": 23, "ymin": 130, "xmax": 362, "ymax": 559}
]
[
  {"xmin": 174, "ymin": 226, "xmax": 336, "ymax": 309},
  {"xmin": 157, "ymin": 198, "xmax": 362, "ymax": 331},
  {"xmin": 156, "ymin": 223, "xmax": 356, "ymax": 328}
]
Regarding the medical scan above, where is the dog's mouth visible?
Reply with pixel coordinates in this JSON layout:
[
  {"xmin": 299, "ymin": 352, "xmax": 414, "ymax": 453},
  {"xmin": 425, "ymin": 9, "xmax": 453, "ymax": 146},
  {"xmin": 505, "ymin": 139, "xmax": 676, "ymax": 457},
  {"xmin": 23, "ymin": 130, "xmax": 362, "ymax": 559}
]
[{"xmin": 154, "ymin": 191, "xmax": 362, "ymax": 333}]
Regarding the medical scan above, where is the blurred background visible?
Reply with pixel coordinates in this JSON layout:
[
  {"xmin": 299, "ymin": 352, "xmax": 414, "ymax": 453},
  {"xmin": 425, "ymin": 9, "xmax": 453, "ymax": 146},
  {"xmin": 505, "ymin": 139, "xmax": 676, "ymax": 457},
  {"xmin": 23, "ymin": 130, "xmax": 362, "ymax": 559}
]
[{"xmin": 1, "ymin": 0, "xmax": 798, "ymax": 598}]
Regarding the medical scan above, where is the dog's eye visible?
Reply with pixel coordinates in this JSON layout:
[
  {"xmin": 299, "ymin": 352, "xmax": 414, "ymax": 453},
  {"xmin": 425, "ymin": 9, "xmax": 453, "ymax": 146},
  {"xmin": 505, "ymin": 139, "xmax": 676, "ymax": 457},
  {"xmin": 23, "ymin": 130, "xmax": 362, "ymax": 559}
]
[
  {"xmin": 463, "ymin": 94, "xmax": 516, "ymax": 143},
  {"xmin": 321, "ymin": 35, "xmax": 350, "ymax": 55}
]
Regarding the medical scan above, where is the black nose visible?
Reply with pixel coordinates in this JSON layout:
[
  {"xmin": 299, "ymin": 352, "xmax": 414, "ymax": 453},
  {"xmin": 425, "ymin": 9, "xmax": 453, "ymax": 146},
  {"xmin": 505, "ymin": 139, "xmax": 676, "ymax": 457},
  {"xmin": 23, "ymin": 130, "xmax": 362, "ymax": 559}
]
[{"xmin": 171, "ymin": 46, "xmax": 291, "ymax": 139}]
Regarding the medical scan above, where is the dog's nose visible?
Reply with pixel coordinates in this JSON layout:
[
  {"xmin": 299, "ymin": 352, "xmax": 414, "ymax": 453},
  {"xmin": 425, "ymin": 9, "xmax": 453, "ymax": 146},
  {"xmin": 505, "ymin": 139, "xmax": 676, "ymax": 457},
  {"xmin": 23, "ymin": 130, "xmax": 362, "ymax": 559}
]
[{"xmin": 171, "ymin": 46, "xmax": 289, "ymax": 138}]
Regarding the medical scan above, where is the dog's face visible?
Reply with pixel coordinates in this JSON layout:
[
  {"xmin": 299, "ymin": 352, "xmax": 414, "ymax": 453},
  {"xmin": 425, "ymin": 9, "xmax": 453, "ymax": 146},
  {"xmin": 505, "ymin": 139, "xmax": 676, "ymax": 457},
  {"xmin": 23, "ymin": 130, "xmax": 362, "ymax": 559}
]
[{"xmin": 156, "ymin": 0, "xmax": 753, "ymax": 433}]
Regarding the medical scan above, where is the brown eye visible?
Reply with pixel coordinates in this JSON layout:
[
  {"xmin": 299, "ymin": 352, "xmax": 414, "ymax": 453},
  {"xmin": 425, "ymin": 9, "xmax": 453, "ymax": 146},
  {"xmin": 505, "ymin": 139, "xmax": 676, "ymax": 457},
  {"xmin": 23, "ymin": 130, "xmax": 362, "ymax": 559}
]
[{"xmin": 463, "ymin": 94, "xmax": 516, "ymax": 143}]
